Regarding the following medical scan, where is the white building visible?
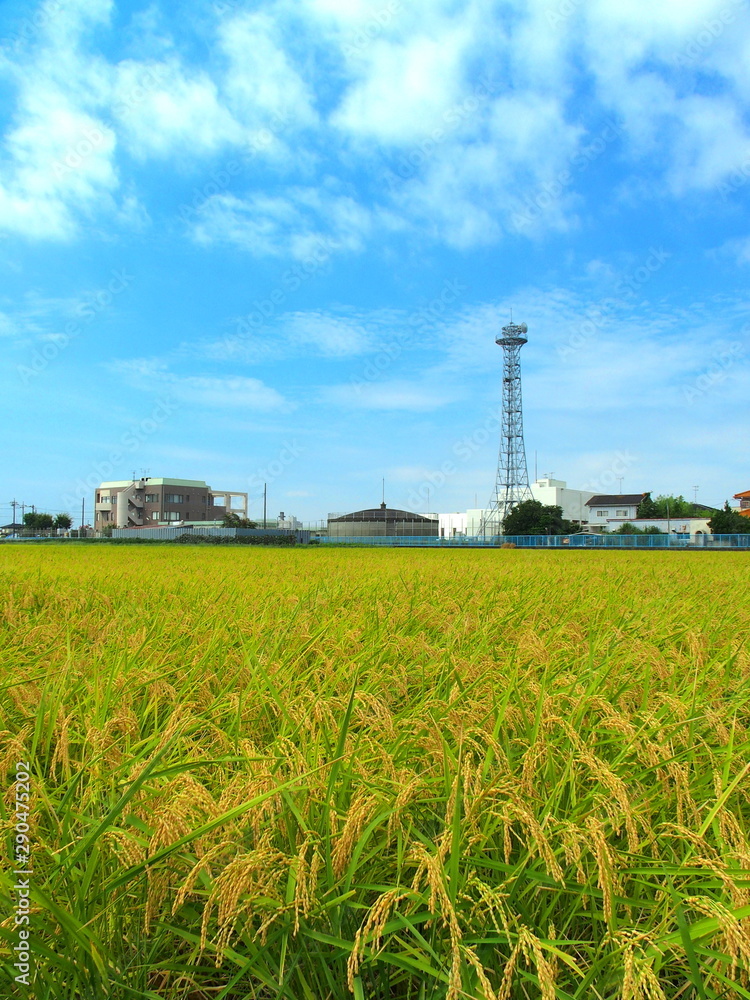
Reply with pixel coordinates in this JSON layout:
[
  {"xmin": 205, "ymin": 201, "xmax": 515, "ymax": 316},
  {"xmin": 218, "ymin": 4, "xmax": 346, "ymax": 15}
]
[
  {"xmin": 439, "ymin": 512, "xmax": 468, "ymax": 538},
  {"xmin": 585, "ymin": 493, "xmax": 647, "ymax": 530},
  {"xmin": 530, "ymin": 478, "xmax": 594, "ymax": 524},
  {"xmin": 277, "ymin": 512, "xmax": 302, "ymax": 530}
]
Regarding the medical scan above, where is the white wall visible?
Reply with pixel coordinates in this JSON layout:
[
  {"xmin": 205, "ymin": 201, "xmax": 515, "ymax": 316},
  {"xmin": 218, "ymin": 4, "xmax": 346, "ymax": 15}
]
[
  {"xmin": 531, "ymin": 479, "xmax": 594, "ymax": 522},
  {"xmin": 586, "ymin": 503, "xmax": 639, "ymax": 526},
  {"xmin": 439, "ymin": 512, "xmax": 468, "ymax": 537},
  {"xmin": 619, "ymin": 517, "xmax": 711, "ymax": 534}
]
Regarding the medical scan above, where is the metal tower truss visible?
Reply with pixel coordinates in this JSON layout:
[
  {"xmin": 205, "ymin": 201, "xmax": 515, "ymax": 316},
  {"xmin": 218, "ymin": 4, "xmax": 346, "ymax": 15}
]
[{"xmin": 480, "ymin": 321, "xmax": 533, "ymax": 537}]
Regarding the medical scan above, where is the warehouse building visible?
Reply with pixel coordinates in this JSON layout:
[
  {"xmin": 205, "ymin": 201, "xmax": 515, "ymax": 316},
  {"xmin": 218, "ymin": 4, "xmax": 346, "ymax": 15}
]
[{"xmin": 328, "ymin": 502, "xmax": 439, "ymax": 538}]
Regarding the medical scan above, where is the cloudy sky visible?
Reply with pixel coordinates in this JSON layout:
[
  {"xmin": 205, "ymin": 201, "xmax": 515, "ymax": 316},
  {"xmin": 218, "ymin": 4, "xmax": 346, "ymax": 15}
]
[{"xmin": 2, "ymin": 0, "xmax": 749, "ymax": 524}]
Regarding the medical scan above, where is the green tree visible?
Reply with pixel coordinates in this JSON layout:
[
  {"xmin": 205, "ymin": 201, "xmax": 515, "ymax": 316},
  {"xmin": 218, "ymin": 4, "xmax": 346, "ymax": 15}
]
[
  {"xmin": 612, "ymin": 522, "xmax": 642, "ymax": 535},
  {"xmin": 612, "ymin": 523, "xmax": 664, "ymax": 535},
  {"xmin": 23, "ymin": 512, "xmax": 54, "ymax": 530},
  {"xmin": 54, "ymin": 513, "xmax": 72, "ymax": 529},
  {"xmin": 503, "ymin": 500, "xmax": 573, "ymax": 536},
  {"xmin": 222, "ymin": 512, "xmax": 258, "ymax": 528},
  {"xmin": 653, "ymin": 494, "xmax": 693, "ymax": 517},
  {"xmin": 636, "ymin": 492, "xmax": 659, "ymax": 518},
  {"xmin": 708, "ymin": 502, "xmax": 750, "ymax": 534}
]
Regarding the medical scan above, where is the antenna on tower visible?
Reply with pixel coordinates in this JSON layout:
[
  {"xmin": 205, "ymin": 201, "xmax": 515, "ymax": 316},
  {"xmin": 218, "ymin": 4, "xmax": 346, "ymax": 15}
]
[{"xmin": 479, "ymin": 319, "xmax": 532, "ymax": 538}]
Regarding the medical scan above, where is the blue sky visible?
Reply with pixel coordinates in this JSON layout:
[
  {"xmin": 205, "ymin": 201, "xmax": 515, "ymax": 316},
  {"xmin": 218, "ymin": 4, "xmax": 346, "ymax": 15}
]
[{"xmin": 1, "ymin": 0, "xmax": 749, "ymax": 525}]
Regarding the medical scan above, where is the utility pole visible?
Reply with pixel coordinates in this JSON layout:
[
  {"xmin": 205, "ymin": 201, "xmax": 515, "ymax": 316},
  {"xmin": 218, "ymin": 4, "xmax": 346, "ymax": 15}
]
[
  {"xmin": 617, "ymin": 477, "xmax": 624, "ymax": 493},
  {"xmin": 81, "ymin": 499, "xmax": 85, "ymax": 534},
  {"xmin": 666, "ymin": 498, "xmax": 671, "ymax": 539},
  {"xmin": 20, "ymin": 502, "xmax": 26, "ymax": 521},
  {"xmin": 10, "ymin": 499, "xmax": 18, "ymax": 525},
  {"xmin": 263, "ymin": 483, "xmax": 267, "ymax": 529}
]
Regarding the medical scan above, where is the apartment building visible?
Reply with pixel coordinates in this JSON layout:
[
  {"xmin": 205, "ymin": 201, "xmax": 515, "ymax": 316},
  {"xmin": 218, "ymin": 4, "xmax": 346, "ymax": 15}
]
[
  {"xmin": 735, "ymin": 489, "xmax": 750, "ymax": 518},
  {"xmin": 94, "ymin": 478, "xmax": 248, "ymax": 530}
]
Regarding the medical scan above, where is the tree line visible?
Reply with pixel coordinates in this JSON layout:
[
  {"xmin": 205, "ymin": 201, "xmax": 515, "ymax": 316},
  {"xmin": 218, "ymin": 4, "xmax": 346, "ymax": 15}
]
[
  {"xmin": 20, "ymin": 512, "xmax": 72, "ymax": 530},
  {"xmin": 503, "ymin": 498, "xmax": 750, "ymax": 536}
]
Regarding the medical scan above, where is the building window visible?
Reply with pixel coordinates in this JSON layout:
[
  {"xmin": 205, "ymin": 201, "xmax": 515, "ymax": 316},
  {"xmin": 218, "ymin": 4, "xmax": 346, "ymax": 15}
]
[
  {"xmin": 616, "ymin": 509, "xmax": 628, "ymax": 516},
  {"xmin": 145, "ymin": 494, "xmax": 158, "ymax": 503},
  {"xmin": 164, "ymin": 494, "xmax": 184, "ymax": 504},
  {"xmin": 163, "ymin": 511, "xmax": 181, "ymax": 521},
  {"xmin": 597, "ymin": 510, "xmax": 608, "ymax": 516}
]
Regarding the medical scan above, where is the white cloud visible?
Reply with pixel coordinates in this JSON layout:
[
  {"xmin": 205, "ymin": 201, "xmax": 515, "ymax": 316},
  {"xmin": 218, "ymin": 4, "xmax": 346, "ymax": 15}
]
[
  {"xmin": 3, "ymin": 0, "xmax": 750, "ymax": 248},
  {"xmin": 218, "ymin": 11, "xmax": 318, "ymax": 130},
  {"xmin": 285, "ymin": 312, "xmax": 372, "ymax": 356},
  {"xmin": 111, "ymin": 358, "xmax": 289, "ymax": 411},
  {"xmin": 322, "ymin": 378, "xmax": 462, "ymax": 411},
  {"xmin": 580, "ymin": 0, "xmax": 750, "ymax": 192},
  {"xmin": 191, "ymin": 186, "xmax": 372, "ymax": 257},
  {"xmin": 332, "ymin": 29, "xmax": 473, "ymax": 143},
  {"xmin": 719, "ymin": 236, "xmax": 750, "ymax": 266},
  {"xmin": 113, "ymin": 60, "xmax": 241, "ymax": 159}
]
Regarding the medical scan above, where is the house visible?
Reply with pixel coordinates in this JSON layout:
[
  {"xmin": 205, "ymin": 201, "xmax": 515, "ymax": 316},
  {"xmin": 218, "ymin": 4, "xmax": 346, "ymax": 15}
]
[
  {"xmin": 0, "ymin": 522, "xmax": 25, "ymax": 538},
  {"xmin": 585, "ymin": 493, "xmax": 647, "ymax": 529},
  {"xmin": 734, "ymin": 490, "xmax": 750, "ymax": 518}
]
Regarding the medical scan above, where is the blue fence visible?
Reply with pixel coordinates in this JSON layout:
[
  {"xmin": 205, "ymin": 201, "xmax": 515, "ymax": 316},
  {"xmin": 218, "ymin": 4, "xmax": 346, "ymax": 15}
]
[{"xmin": 318, "ymin": 534, "xmax": 750, "ymax": 549}]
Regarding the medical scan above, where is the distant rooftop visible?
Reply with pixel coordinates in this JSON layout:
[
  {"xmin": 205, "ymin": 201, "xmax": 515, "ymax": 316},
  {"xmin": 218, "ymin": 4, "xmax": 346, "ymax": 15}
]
[
  {"xmin": 99, "ymin": 478, "xmax": 209, "ymax": 488},
  {"xmin": 586, "ymin": 494, "xmax": 647, "ymax": 507}
]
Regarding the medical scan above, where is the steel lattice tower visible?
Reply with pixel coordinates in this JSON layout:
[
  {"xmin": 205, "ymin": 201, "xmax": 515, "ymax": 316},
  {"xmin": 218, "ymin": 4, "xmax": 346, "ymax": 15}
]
[{"xmin": 480, "ymin": 321, "xmax": 533, "ymax": 536}]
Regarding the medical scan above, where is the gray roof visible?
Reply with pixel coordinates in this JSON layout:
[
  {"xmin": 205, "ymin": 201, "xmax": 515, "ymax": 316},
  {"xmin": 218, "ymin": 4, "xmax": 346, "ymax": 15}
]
[
  {"xmin": 329, "ymin": 503, "xmax": 437, "ymax": 523},
  {"xmin": 586, "ymin": 494, "xmax": 646, "ymax": 507}
]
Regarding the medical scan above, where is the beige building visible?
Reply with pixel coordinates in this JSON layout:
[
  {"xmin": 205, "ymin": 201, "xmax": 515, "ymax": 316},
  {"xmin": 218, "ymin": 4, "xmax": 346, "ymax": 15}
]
[{"xmin": 94, "ymin": 478, "xmax": 248, "ymax": 530}]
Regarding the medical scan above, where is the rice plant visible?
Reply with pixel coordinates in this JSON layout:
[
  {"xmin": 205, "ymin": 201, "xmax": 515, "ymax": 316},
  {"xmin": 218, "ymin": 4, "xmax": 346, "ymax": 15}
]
[{"xmin": 0, "ymin": 546, "xmax": 749, "ymax": 999}]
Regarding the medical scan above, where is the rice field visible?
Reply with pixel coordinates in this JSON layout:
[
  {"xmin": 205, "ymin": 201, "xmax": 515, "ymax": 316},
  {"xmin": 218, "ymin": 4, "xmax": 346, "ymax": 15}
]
[{"xmin": 1, "ymin": 545, "xmax": 749, "ymax": 1000}]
